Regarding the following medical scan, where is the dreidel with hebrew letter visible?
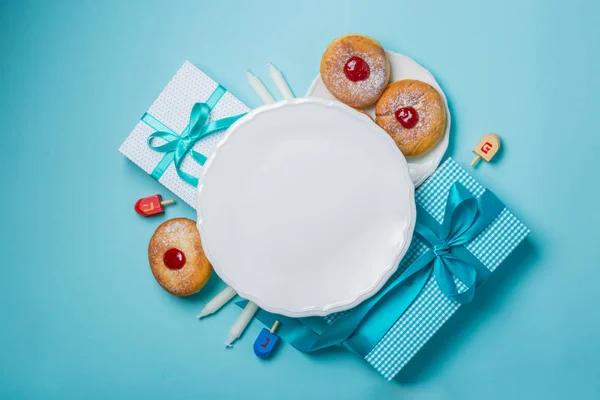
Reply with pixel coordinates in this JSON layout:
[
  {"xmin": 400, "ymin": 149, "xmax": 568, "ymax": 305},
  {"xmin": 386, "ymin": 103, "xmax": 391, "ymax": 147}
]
[
  {"xmin": 253, "ymin": 321, "xmax": 280, "ymax": 359},
  {"xmin": 134, "ymin": 194, "xmax": 175, "ymax": 216},
  {"xmin": 471, "ymin": 133, "xmax": 501, "ymax": 167}
]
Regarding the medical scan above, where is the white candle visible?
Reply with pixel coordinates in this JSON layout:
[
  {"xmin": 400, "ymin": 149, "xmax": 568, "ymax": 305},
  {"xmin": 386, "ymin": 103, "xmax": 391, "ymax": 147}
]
[
  {"xmin": 267, "ymin": 62, "xmax": 294, "ymax": 100},
  {"xmin": 246, "ymin": 70, "xmax": 275, "ymax": 104},
  {"xmin": 225, "ymin": 301, "xmax": 259, "ymax": 347},
  {"xmin": 196, "ymin": 286, "xmax": 237, "ymax": 319}
]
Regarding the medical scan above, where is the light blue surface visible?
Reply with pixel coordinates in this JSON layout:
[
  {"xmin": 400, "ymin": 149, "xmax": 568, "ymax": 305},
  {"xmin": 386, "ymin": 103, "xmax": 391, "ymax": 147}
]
[{"xmin": 1, "ymin": 0, "xmax": 599, "ymax": 398}]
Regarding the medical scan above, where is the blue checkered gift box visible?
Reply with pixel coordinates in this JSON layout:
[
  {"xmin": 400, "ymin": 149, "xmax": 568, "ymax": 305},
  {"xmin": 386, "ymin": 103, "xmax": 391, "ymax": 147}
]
[
  {"xmin": 247, "ymin": 157, "xmax": 529, "ymax": 380},
  {"xmin": 360, "ymin": 157, "xmax": 530, "ymax": 379}
]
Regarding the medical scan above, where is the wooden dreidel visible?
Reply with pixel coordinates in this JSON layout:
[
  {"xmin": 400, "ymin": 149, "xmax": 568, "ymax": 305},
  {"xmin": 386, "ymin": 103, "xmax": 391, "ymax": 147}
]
[
  {"xmin": 253, "ymin": 321, "xmax": 280, "ymax": 359},
  {"xmin": 134, "ymin": 194, "xmax": 175, "ymax": 216},
  {"xmin": 471, "ymin": 134, "xmax": 501, "ymax": 167}
]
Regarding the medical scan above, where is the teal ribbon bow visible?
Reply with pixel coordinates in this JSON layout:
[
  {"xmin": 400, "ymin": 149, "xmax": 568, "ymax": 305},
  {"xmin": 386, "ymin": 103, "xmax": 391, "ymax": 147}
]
[
  {"xmin": 239, "ymin": 182, "xmax": 505, "ymax": 356},
  {"xmin": 141, "ymin": 85, "xmax": 246, "ymax": 187}
]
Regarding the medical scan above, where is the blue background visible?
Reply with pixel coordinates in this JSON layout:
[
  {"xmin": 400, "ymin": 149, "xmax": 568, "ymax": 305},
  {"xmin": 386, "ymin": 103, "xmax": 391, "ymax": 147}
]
[{"xmin": 1, "ymin": 0, "xmax": 599, "ymax": 398}]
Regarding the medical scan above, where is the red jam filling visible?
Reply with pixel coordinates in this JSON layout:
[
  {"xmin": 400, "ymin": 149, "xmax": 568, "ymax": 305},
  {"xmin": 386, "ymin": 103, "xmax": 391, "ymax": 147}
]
[
  {"xmin": 344, "ymin": 56, "xmax": 370, "ymax": 81},
  {"xmin": 394, "ymin": 106, "xmax": 419, "ymax": 129},
  {"xmin": 163, "ymin": 248, "xmax": 186, "ymax": 270}
]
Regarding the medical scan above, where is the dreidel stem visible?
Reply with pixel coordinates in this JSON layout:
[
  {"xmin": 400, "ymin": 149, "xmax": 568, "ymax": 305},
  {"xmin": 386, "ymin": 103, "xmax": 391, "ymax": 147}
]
[
  {"xmin": 270, "ymin": 320, "xmax": 280, "ymax": 334},
  {"xmin": 470, "ymin": 155, "xmax": 481, "ymax": 167}
]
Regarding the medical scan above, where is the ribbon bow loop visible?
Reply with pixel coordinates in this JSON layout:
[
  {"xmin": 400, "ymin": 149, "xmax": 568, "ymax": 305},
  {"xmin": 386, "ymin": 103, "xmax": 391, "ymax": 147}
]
[
  {"xmin": 440, "ymin": 184, "xmax": 480, "ymax": 244},
  {"xmin": 147, "ymin": 131, "xmax": 180, "ymax": 152},
  {"xmin": 188, "ymin": 102, "xmax": 211, "ymax": 138}
]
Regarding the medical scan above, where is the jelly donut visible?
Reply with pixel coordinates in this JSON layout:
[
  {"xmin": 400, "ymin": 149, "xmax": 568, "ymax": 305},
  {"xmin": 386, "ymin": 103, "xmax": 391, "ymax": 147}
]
[
  {"xmin": 375, "ymin": 79, "xmax": 447, "ymax": 157},
  {"xmin": 320, "ymin": 34, "xmax": 390, "ymax": 108},
  {"xmin": 148, "ymin": 218, "xmax": 212, "ymax": 296}
]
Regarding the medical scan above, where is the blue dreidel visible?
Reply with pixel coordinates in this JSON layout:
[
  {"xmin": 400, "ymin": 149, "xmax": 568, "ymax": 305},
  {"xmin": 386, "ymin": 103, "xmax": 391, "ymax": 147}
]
[{"xmin": 253, "ymin": 321, "xmax": 280, "ymax": 359}]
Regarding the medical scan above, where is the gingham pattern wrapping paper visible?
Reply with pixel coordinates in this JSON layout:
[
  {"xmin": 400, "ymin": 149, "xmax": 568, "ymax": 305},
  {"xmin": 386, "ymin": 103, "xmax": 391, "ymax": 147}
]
[
  {"xmin": 119, "ymin": 61, "xmax": 249, "ymax": 208},
  {"xmin": 362, "ymin": 158, "xmax": 530, "ymax": 380}
]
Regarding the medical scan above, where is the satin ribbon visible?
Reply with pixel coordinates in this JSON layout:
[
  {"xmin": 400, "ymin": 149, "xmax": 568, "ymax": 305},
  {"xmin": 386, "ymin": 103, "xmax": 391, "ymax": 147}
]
[
  {"xmin": 141, "ymin": 85, "xmax": 246, "ymax": 187},
  {"xmin": 240, "ymin": 182, "xmax": 505, "ymax": 355}
]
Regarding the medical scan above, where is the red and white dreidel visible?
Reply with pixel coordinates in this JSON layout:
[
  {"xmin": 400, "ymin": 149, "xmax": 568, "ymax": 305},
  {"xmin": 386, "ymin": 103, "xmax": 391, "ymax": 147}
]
[
  {"xmin": 134, "ymin": 195, "xmax": 175, "ymax": 217},
  {"xmin": 471, "ymin": 133, "xmax": 501, "ymax": 167}
]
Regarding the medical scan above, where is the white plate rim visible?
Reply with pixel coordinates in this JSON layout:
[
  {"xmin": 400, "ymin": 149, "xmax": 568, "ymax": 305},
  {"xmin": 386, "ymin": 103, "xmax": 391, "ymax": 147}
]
[
  {"xmin": 306, "ymin": 50, "xmax": 450, "ymax": 187},
  {"xmin": 196, "ymin": 98, "xmax": 416, "ymax": 317}
]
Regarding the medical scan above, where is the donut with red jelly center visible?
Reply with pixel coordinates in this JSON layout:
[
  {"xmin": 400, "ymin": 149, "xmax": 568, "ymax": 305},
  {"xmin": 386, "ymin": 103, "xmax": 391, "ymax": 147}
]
[
  {"xmin": 148, "ymin": 218, "xmax": 212, "ymax": 296},
  {"xmin": 320, "ymin": 34, "xmax": 390, "ymax": 108},
  {"xmin": 375, "ymin": 79, "xmax": 447, "ymax": 157}
]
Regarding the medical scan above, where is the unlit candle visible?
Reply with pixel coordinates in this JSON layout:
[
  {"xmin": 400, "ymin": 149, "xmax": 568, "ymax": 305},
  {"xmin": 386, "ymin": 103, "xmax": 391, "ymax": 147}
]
[
  {"xmin": 196, "ymin": 286, "xmax": 237, "ymax": 319},
  {"xmin": 225, "ymin": 301, "xmax": 259, "ymax": 347},
  {"xmin": 267, "ymin": 62, "xmax": 294, "ymax": 100},
  {"xmin": 246, "ymin": 70, "xmax": 275, "ymax": 104}
]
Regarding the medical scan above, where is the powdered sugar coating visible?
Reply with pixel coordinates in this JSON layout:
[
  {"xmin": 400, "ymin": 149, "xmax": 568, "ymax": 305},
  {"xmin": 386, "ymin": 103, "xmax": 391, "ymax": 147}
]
[
  {"xmin": 320, "ymin": 35, "xmax": 389, "ymax": 108},
  {"xmin": 375, "ymin": 80, "xmax": 446, "ymax": 157},
  {"xmin": 148, "ymin": 218, "xmax": 212, "ymax": 296}
]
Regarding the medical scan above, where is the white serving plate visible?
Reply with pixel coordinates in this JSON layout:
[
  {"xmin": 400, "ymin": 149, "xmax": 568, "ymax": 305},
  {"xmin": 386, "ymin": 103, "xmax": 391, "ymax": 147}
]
[
  {"xmin": 306, "ymin": 50, "xmax": 450, "ymax": 186},
  {"xmin": 196, "ymin": 98, "xmax": 415, "ymax": 317}
]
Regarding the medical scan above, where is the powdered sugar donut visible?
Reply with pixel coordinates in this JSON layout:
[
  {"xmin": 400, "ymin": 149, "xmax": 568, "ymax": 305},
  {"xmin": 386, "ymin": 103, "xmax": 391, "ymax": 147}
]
[
  {"xmin": 375, "ymin": 79, "xmax": 447, "ymax": 157},
  {"xmin": 320, "ymin": 35, "xmax": 390, "ymax": 108},
  {"xmin": 148, "ymin": 218, "xmax": 212, "ymax": 296}
]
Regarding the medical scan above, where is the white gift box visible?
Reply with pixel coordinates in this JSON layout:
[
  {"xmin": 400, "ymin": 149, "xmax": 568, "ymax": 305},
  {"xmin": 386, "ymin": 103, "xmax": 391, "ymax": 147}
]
[{"xmin": 119, "ymin": 61, "xmax": 249, "ymax": 208}]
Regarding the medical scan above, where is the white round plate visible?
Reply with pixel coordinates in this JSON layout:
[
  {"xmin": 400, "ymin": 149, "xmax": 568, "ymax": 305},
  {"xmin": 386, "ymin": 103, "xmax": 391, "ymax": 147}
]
[
  {"xmin": 196, "ymin": 98, "xmax": 415, "ymax": 317},
  {"xmin": 306, "ymin": 50, "xmax": 451, "ymax": 186}
]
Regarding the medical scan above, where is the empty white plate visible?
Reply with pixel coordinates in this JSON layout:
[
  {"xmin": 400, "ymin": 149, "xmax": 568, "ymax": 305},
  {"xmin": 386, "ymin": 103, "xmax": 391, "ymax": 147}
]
[
  {"xmin": 196, "ymin": 98, "xmax": 415, "ymax": 317},
  {"xmin": 306, "ymin": 50, "xmax": 450, "ymax": 187}
]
